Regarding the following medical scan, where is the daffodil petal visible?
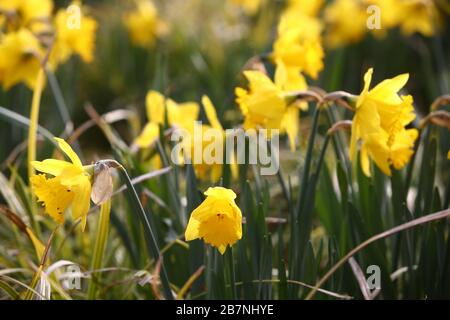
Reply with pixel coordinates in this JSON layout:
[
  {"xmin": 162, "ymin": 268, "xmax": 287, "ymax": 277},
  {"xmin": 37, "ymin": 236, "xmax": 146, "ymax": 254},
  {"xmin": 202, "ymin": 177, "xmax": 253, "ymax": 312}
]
[
  {"xmin": 59, "ymin": 166, "xmax": 87, "ymax": 186},
  {"xmin": 202, "ymin": 95, "xmax": 223, "ymax": 131},
  {"xmin": 134, "ymin": 122, "xmax": 160, "ymax": 148},
  {"xmin": 218, "ymin": 245, "xmax": 227, "ymax": 255},
  {"xmin": 71, "ymin": 176, "xmax": 92, "ymax": 231},
  {"xmin": 31, "ymin": 159, "xmax": 72, "ymax": 176},
  {"xmin": 146, "ymin": 90, "xmax": 165, "ymax": 124},
  {"xmin": 31, "ymin": 174, "xmax": 74, "ymax": 224},
  {"xmin": 360, "ymin": 144, "xmax": 371, "ymax": 177},
  {"xmin": 282, "ymin": 107, "xmax": 299, "ymax": 151},
  {"xmin": 54, "ymin": 137, "xmax": 83, "ymax": 168},
  {"xmin": 370, "ymin": 73, "xmax": 409, "ymax": 104},
  {"xmin": 204, "ymin": 187, "xmax": 237, "ymax": 200},
  {"xmin": 185, "ymin": 217, "xmax": 200, "ymax": 241}
]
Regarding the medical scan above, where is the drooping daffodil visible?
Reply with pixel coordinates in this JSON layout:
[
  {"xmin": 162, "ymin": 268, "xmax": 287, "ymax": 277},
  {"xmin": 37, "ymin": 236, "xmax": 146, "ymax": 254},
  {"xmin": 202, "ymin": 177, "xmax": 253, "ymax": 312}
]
[
  {"xmin": 31, "ymin": 138, "xmax": 92, "ymax": 230},
  {"xmin": 185, "ymin": 187, "xmax": 242, "ymax": 254}
]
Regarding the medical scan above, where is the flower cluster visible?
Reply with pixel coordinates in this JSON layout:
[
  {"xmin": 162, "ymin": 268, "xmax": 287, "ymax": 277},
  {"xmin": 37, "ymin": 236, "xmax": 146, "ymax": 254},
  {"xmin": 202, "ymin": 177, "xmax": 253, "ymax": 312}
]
[
  {"xmin": 134, "ymin": 90, "xmax": 231, "ymax": 182},
  {"xmin": 0, "ymin": 0, "xmax": 97, "ymax": 89},
  {"xmin": 229, "ymin": 0, "xmax": 445, "ymax": 49},
  {"xmin": 324, "ymin": 0, "xmax": 443, "ymax": 48}
]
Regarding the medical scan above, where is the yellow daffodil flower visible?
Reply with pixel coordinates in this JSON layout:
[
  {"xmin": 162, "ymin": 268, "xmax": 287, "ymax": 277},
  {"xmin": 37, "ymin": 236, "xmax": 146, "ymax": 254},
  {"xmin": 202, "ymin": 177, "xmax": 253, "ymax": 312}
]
[
  {"xmin": 189, "ymin": 95, "xmax": 239, "ymax": 182},
  {"xmin": 123, "ymin": 0, "xmax": 168, "ymax": 48},
  {"xmin": 235, "ymin": 62, "xmax": 306, "ymax": 151},
  {"xmin": 235, "ymin": 70, "xmax": 287, "ymax": 136},
  {"xmin": 185, "ymin": 187, "xmax": 242, "ymax": 254},
  {"xmin": 0, "ymin": 0, "xmax": 53, "ymax": 33},
  {"xmin": 189, "ymin": 96, "xmax": 226, "ymax": 182},
  {"xmin": 324, "ymin": 0, "xmax": 367, "ymax": 48},
  {"xmin": 31, "ymin": 138, "xmax": 92, "ymax": 230},
  {"xmin": 364, "ymin": 0, "xmax": 402, "ymax": 35},
  {"xmin": 0, "ymin": 28, "xmax": 45, "ymax": 89},
  {"xmin": 350, "ymin": 68, "xmax": 418, "ymax": 176},
  {"xmin": 272, "ymin": 9, "xmax": 324, "ymax": 79},
  {"xmin": 286, "ymin": 0, "xmax": 324, "ymax": 17},
  {"xmin": 398, "ymin": 0, "xmax": 441, "ymax": 37},
  {"xmin": 135, "ymin": 90, "xmax": 199, "ymax": 148},
  {"xmin": 50, "ymin": 2, "xmax": 97, "ymax": 67}
]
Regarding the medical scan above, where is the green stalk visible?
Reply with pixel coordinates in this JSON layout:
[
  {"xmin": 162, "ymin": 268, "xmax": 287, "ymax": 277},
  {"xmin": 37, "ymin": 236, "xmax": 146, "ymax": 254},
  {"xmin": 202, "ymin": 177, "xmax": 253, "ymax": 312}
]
[
  {"xmin": 118, "ymin": 166, "xmax": 173, "ymax": 300},
  {"xmin": 27, "ymin": 68, "xmax": 45, "ymax": 237},
  {"xmin": 0, "ymin": 107, "xmax": 57, "ymax": 145},
  {"xmin": 27, "ymin": 69, "xmax": 45, "ymax": 183},
  {"xmin": 297, "ymin": 106, "xmax": 321, "ymax": 211},
  {"xmin": 88, "ymin": 199, "xmax": 111, "ymax": 300},
  {"xmin": 227, "ymin": 248, "xmax": 237, "ymax": 299},
  {"xmin": 289, "ymin": 105, "xmax": 321, "ymax": 297},
  {"xmin": 46, "ymin": 70, "xmax": 73, "ymax": 133},
  {"xmin": 45, "ymin": 70, "xmax": 83, "ymax": 157}
]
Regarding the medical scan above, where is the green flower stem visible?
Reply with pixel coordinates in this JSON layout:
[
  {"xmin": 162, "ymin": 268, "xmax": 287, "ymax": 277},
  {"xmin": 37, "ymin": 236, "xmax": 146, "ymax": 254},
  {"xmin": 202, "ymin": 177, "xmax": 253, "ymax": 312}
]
[
  {"xmin": 87, "ymin": 199, "xmax": 111, "ymax": 300},
  {"xmin": 118, "ymin": 165, "xmax": 173, "ymax": 300},
  {"xmin": 46, "ymin": 70, "xmax": 83, "ymax": 158},
  {"xmin": 227, "ymin": 247, "xmax": 237, "ymax": 299},
  {"xmin": 298, "ymin": 106, "xmax": 321, "ymax": 209},
  {"xmin": 27, "ymin": 68, "xmax": 45, "ymax": 237}
]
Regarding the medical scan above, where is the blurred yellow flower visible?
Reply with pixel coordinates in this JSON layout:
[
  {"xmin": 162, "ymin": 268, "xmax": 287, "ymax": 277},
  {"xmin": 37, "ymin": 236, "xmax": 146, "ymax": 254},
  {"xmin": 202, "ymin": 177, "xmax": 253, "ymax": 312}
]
[
  {"xmin": 135, "ymin": 122, "xmax": 160, "ymax": 149},
  {"xmin": 236, "ymin": 63, "xmax": 306, "ymax": 151},
  {"xmin": 365, "ymin": 0, "xmax": 402, "ymax": 33},
  {"xmin": 235, "ymin": 70, "xmax": 287, "ymax": 136},
  {"xmin": 50, "ymin": 2, "xmax": 97, "ymax": 67},
  {"xmin": 351, "ymin": 68, "xmax": 417, "ymax": 176},
  {"xmin": 0, "ymin": 0, "xmax": 53, "ymax": 33},
  {"xmin": 123, "ymin": 0, "xmax": 168, "ymax": 48},
  {"xmin": 31, "ymin": 138, "xmax": 92, "ymax": 230},
  {"xmin": 0, "ymin": 28, "xmax": 44, "ymax": 89},
  {"xmin": 229, "ymin": 0, "xmax": 263, "ymax": 15},
  {"xmin": 185, "ymin": 187, "xmax": 242, "ymax": 254},
  {"xmin": 324, "ymin": 0, "xmax": 367, "ymax": 48},
  {"xmin": 135, "ymin": 90, "xmax": 199, "ymax": 148},
  {"xmin": 272, "ymin": 9, "xmax": 324, "ymax": 79},
  {"xmin": 360, "ymin": 128, "xmax": 418, "ymax": 176},
  {"xmin": 287, "ymin": 0, "xmax": 324, "ymax": 17},
  {"xmin": 398, "ymin": 0, "xmax": 441, "ymax": 37},
  {"xmin": 191, "ymin": 95, "xmax": 227, "ymax": 182},
  {"xmin": 275, "ymin": 61, "xmax": 308, "ymax": 151}
]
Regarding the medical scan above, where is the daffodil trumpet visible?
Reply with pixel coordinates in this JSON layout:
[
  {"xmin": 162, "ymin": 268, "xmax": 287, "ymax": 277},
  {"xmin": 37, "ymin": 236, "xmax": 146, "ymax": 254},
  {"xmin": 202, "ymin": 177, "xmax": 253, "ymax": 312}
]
[{"xmin": 185, "ymin": 187, "xmax": 243, "ymax": 255}]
